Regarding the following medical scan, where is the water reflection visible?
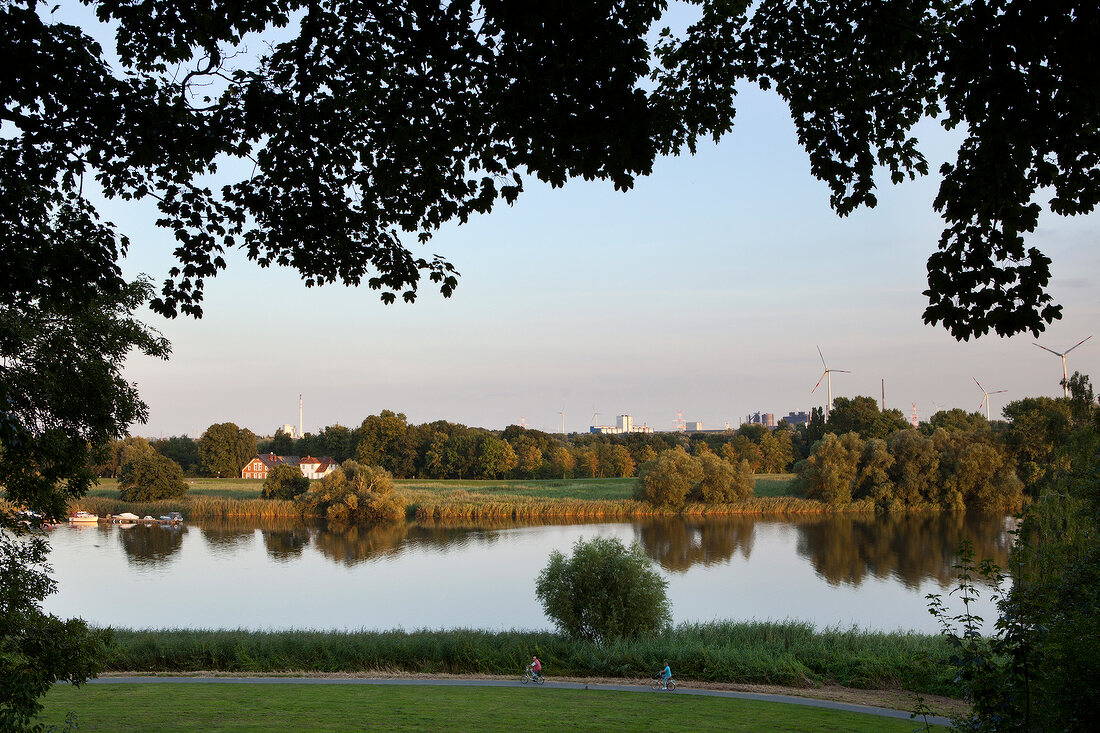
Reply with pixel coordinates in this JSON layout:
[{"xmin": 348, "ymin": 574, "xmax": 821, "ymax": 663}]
[
  {"xmin": 228, "ymin": 513, "xmax": 1013, "ymax": 587},
  {"xmin": 261, "ymin": 526, "xmax": 312, "ymax": 561},
  {"xmin": 306, "ymin": 521, "xmax": 563, "ymax": 566},
  {"xmin": 311, "ymin": 522, "xmax": 412, "ymax": 566},
  {"xmin": 199, "ymin": 520, "xmax": 256, "ymax": 550},
  {"xmin": 46, "ymin": 513, "xmax": 1015, "ymax": 632},
  {"xmin": 794, "ymin": 513, "xmax": 1013, "ymax": 589},
  {"xmin": 118, "ymin": 524, "xmax": 186, "ymax": 565},
  {"xmin": 636, "ymin": 517, "xmax": 756, "ymax": 572},
  {"xmin": 110, "ymin": 512, "xmax": 1013, "ymax": 586}
]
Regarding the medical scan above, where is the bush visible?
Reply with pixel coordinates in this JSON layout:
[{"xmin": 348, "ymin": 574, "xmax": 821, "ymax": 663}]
[
  {"xmin": 262, "ymin": 463, "xmax": 310, "ymax": 500},
  {"xmin": 298, "ymin": 461, "xmax": 405, "ymax": 524},
  {"xmin": 535, "ymin": 536, "xmax": 671, "ymax": 644},
  {"xmin": 797, "ymin": 432, "xmax": 863, "ymax": 507},
  {"xmin": 118, "ymin": 453, "xmax": 187, "ymax": 501},
  {"xmin": 634, "ymin": 448, "xmax": 702, "ymax": 508},
  {"xmin": 693, "ymin": 453, "xmax": 753, "ymax": 503}
]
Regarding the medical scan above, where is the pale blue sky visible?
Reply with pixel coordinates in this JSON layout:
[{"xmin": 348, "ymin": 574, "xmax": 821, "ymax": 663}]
[{"xmin": 67, "ymin": 7, "xmax": 1094, "ymax": 438}]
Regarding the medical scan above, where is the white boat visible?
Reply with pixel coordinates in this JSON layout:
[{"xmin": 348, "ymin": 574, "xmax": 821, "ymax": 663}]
[
  {"xmin": 68, "ymin": 511, "xmax": 99, "ymax": 523},
  {"xmin": 114, "ymin": 512, "xmax": 141, "ymax": 521}
]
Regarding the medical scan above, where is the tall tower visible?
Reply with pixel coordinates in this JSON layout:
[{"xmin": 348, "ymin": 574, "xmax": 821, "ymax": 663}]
[
  {"xmin": 298, "ymin": 394, "xmax": 303, "ymax": 439},
  {"xmin": 910, "ymin": 403, "xmax": 919, "ymax": 427}
]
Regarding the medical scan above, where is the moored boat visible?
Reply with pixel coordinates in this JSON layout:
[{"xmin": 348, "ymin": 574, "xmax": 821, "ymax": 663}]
[{"xmin": 68, "ymin": 511, "xmax": 99, "ymax": 523}]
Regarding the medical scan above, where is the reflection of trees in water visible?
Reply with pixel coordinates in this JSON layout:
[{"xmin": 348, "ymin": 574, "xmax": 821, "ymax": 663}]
[
  {"xmin": 261, "ymin": 526, "xmax": 312, "ymax": 560},
  {"xmin": 199, "ymin": 519, "xmax": 257, "ymax": 550},
  {"xmin": 312, "ymin": 522, "xmax": 412, "ymax": 566},
  {"xmin": 311, "ymin": 518, "xmax": 604, "ymax": 566},
  {"xmin": 635, "ymin": 517, "xmax": 756, "ymax": 573},
  {"xmin": 118, "ymin": 524, "xmax": 185, "ymax": 565},
  {"xmin": 795, "ymin": 513, "xmax": 1013, "ymax": 589}
]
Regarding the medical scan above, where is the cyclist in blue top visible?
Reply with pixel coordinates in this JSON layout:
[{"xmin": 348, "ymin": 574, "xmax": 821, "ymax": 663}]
[{"xmin": 659, "ymin": 661, "xmax": 672, "ymax": 690}]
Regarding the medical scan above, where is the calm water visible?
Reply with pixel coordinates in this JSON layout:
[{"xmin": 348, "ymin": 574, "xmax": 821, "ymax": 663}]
[{"xmin": 44, "ymin": 513, "xmax": 1013, "ymax": 633}]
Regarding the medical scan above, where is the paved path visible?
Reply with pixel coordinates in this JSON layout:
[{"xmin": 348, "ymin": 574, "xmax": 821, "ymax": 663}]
[{"xmin": 89, "ymin": 676, "xmax": 951, "ymax": 727}]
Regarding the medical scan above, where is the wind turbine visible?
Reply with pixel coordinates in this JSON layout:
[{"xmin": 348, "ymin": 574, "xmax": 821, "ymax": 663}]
[
  {"xmin": 1033, "ymin": 335, "xmax": 1093, "ymax": 398},
  {"xmin": 811, "ymin": 346, "xmax": 850, "ymax": 422},
  {"xmin": 974, "ymin": 378, "xmax": 1007, "ymax": 421}
]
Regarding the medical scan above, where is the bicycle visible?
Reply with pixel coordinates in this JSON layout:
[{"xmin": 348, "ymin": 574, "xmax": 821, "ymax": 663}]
[
  {"xmin": 652, "ymin": 676, "xmax": 676, "ymax": 691},
  {"xmin": 522, "ymin": 668, "xmax": 545, "ymax": 685}
]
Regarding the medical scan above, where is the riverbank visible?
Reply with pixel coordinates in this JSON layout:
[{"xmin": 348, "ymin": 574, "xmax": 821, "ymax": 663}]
[
  {"xmin": 101, "ymin": 622, "xmax": 959, "ymax": 699},
  {"xmin": 73, "ymin": 475, "xmax": 854, "ymax": 521}
]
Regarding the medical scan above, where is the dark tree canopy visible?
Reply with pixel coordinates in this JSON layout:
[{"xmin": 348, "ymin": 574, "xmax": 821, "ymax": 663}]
[
  {"xmin": 4, "ymin": 0, "xmax": 1096, "ymax": 337},
  {"xmin": 118, "ymin": 452, "xmax": 188, "ymax": 502},
  {"xmin": 198, "ymin": 422, "xmax": 257, "ymax": 478},
  {"xmin": 826, "ymin": 396, "xmax": 912, "ymax": 440},
  {"xmin": 261, "ymin": 462, "xmax": 310, "ymax": 500}
]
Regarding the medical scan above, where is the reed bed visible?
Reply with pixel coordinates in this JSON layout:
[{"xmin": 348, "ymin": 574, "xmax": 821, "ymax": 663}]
[
  {"xmin": 71, "ymin": 496, "xmax": 191, "ymax": 518},
  {"xmin": 406, "ymin": 488, "xmax": 843, "ymax": 523},
  {"xmin": 187, "ymin": 496, "xmax": 299, "ymax": 519},
  {"xmin": 103, "ymin": 621, "xmax": 958, "ymax": 697},
  {"xmin": 69, "ymin": 495, "xmax": 301, "ymax": 520}
]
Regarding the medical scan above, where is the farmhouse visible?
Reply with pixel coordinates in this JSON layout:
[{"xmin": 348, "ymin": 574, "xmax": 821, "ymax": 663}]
[
  {"xmin": 299, "ymin": 455, "xmax": 338, "ymax": 480},
  {"xmin": 242, "ymin": 453, "xmax": 338, "ymax": 480}
]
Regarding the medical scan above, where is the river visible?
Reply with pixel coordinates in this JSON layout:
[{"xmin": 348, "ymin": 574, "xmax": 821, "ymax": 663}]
[{"xmin": 44, "ymin": 513, "xmax": 1013, "ymax": 633}]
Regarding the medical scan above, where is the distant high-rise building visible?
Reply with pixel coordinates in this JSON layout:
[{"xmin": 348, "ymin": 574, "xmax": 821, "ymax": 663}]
[{"xmin": 590, "ymin": 414, "xmax": 653, "ymax": 434}]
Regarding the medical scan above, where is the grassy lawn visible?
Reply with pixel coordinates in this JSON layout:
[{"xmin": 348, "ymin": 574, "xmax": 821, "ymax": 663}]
[
  {"xmin": 39, "ymin": 684, "xmax": 947, "ymax": 732},
  {"xmin": 396, "ymin": 477, "xmax": 636, "ymax": 500},
  {"xmin": 752, "ymin": 473, "xmax": 798, "ymax": 497},
  {"xmin": 89, "ymin": 478, "xmax": 265, "ymax": 500}
]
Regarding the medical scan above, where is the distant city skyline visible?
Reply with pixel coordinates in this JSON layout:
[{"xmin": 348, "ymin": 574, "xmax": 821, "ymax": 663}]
[{"xmin": 111, "ymin": 85, "xmax": 1097, "ymax": 440}]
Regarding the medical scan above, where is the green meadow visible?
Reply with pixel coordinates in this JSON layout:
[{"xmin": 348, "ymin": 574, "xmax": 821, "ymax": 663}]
[{"xmin": 38, "ymin": 683, "xmax": 950, "ymax": 732}]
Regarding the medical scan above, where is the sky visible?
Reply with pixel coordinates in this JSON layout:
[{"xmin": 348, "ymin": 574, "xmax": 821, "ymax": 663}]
[{"xmin": 79, "ymin": 12, "xmax": 1098, "ymax": 439}]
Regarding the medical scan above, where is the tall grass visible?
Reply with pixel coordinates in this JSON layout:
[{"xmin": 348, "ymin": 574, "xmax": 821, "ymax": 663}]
[
  {"xmin": 70, "ymin": 495, "xmax": 300, "ymax": 520},
  {"xmin": 406, "ymin": 488, "xmax": 837, "ymax": 522},
  {"xmin": 103, "ymin": 621, "xmax": 958, "ymax": 696}
]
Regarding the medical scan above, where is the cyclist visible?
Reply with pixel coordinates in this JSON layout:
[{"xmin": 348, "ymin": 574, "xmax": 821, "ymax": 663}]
[
  {"xmin": 658, "ymin": 660, "xmax": 672, "ymax": 690},
  {"xmin": 528, "ymin": 655, "xmax": 543, "ymax": 681}
]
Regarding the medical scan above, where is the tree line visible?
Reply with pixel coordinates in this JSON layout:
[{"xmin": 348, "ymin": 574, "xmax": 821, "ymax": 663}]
[
  {"xmin": 92, "ymin": 382, "xmax": 1094, "ymax": 513},
  {"xmin": 92, "ymin": 410, "xmax": 806, "ymax": 483}
]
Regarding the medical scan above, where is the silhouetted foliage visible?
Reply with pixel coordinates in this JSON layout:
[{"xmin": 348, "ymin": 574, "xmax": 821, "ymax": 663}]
[
  {"xmin": 198, "ymin": 423, "xmax": 257, "ymax": 478},
  {"xmin": 151, "ymin": 435, "xmax": 201, "ymax": 475},
  {"xmin": 118, "ymin": 452, "xmax": 188, "ymax": 502}
]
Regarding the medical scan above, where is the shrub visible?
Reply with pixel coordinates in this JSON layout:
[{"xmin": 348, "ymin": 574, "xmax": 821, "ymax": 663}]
[
  {"xmin": 118, "ymin": 453, "xmax": 187, "ymax": 501},
  {"xmin": 693, "ymin": 453, "xmax": 753, "ymax": 503},
  {"xmin": 634, "ymin": 448, "xmax": 701, "ymax": 508},
  {"xmin": 298, "ymin": 461, "xmax": 405, "ymax": 524},
  {"xmin": 262, "ymin": 463, "xmax": 310, "ymax": 500},
  {"xmin": 535, "ymin": 536, "xmax": 671, "ymax": 644},
  {"xmin": 797, "ymin": 432, "xmax": 863, "ymax": 507}
]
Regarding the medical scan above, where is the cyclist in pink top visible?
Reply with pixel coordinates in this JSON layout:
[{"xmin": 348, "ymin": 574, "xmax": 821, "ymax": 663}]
[{"xmin": 528, "ymin": 656, "xmax": 542, "ymax": 681}]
